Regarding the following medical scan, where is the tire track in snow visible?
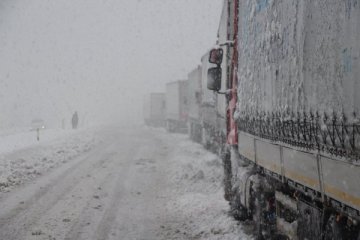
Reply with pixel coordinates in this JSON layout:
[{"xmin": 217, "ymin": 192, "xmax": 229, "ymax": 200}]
[
  {"xmin": 63, "ymin": 149, "xmax": 133, "ymax": 240},
  {"xmin": 0, "ymin": 141, "xmax": 113, "ymax": 240}
]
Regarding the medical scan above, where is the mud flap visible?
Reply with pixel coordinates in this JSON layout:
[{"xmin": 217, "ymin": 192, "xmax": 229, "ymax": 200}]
[
  {"xmin": 222, "ymin": 147, "xmax": 232, "ymax": 201},
  {"xmin": 297, "ymin": 201, "xmax": 322, "ymax": 240}
]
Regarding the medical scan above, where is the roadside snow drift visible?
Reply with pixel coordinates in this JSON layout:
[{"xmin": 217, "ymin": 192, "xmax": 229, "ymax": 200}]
[
  {"xmin": 0, "ymin": 128, "xmax": 99, "ymax": 192},
  {"xmin": 0, "ymin": 126, "xmax": 251, "ymax": 240},
  {"xmin": 157, "ymin": 130, "xmax": 252, "ymax": 240}
]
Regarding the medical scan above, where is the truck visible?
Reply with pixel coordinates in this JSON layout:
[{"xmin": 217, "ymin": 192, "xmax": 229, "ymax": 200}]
[
  {"xmin": 165, "ymin": 80, "xmax": 189, "ymax": 133},
  {"xmin": 192, "ymin": 2, "xmax": 233, "ymax": 157},
  {"xmin": 143, "ymin": 93, "xmax": 166, "ymax": 127},
  {"xmin": 206, "ymin": 0, "xmax": 360, "ymax": 239},
  {"xmin": 187, "ymin": 66, "xmax": 203, "ymax": 143},
  {"xmin": 200, "ymin": 51, "xmax": 222, "ymax": 152}
]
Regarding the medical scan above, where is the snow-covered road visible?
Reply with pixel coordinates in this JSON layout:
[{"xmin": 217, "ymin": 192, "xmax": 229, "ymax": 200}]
[{"xmin": 0, "ymin": 126, "xmax": 251, "ymax": 240}]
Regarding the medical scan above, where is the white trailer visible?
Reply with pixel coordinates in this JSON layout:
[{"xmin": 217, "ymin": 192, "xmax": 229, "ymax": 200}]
[
  {"xmin": 187, "ymin": 66, "xmax": 202, "ymax": 142},
  {"xmin": 143, "ymin": 93, "xmax": 166, "ymax": 127},
  {"xmin": 165, "ymin": 80, "xmax": 188, "ymax": 133}
]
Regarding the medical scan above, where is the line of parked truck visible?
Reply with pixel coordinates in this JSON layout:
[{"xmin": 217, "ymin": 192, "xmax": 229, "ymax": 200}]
[
  {"xmin": 143, "ymin": 52, "xmax": 224, "ymax": 150},
  {"xmin": 144, "ymin": 1, "xmax": 360, "ymax": 239},
  {"xmin": 143, "ymin": 62, "xmax": 221, "ymax": 149}
]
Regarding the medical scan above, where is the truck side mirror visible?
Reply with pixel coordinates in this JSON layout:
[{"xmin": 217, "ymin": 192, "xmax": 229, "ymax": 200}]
[
  {"xmin": 207, "ymin": 67, "xmax": 222, "ymax": 91},
  {"xmin": 209, "ymin": 48, "xmax": 223, "ymax": 65}
]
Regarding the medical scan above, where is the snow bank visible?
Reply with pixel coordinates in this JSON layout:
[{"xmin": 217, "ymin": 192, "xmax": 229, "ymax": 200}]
[
  {"xmin": 0, "ymin": 128, "xmax": 100, "ymax": 192},
  {"xmin": 0, "ymin": 128, "xmax": 75, "ymax": 155},
  {"xmin": 158, "ymin": 132, "xmax": 252, "ymax": 240}
]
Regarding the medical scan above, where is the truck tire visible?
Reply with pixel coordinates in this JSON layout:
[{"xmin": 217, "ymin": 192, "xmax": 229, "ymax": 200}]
[
  {"xmin": 324, "ymin": 215, "xmax": 343, "ymax": 240},
  {"xmin": 230, "ymin": 193, "xmax": 248, "ymax": 221}
]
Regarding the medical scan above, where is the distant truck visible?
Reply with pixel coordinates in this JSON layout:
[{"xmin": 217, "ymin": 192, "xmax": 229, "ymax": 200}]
[
  {"xmin": 200, "ymin": 51, "xmax": 219, "ymax": 151},
  {"xmin": 143, "ymin": 93, "xmax": 166, "ymax": 127},
  {"xmin": 186, "ymin": 66, "xmax": 202, "ymax": 142},
  {"xmin": 165, "ymin": 80, "xmax": 188, "ymax": 133}
]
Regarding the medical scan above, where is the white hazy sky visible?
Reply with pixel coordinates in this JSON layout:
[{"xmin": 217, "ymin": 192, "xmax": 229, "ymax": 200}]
[{"xmin": 0, "ymin": 0, "xmax": 223, "ymax": 128}]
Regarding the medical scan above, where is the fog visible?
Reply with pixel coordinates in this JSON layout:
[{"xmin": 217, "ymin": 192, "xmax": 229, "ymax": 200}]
[{"xmin": 0, "ymin": 0, "xmax": 222, "ymax": 129}]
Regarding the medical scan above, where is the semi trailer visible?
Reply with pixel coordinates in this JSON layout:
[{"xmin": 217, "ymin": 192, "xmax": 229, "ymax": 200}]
[
  {"xmin": 143, "ymin": 93, "xmax": 166, "ymax": 127},
  {"xmin": 207, "ymin": 0, "xmax": 360, "ymax": 239},
  {"xmin": 165, "ymin": 80, "xmax": 189, "ymax": 133},
  {"xmin": 200, "ymin": 51, "xmax": 219, "ymax": 150},
  {"xmin": 187, "ymin": 66, "xmax": 203, "ymax": 143}
]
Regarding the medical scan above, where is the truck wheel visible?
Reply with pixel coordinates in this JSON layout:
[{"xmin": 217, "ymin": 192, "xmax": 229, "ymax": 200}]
[
  {"xmin": 324, "ymin": 215, "xmax": 343, "ymax": 240},
  {"xmin": 230, "ymin": 193, "xmax": 248, "ymax": 221}
]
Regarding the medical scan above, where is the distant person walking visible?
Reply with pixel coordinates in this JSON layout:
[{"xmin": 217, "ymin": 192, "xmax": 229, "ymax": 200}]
[{"xmin": 72, "ymin": 111, "xmax": 79, "ymax": 129}]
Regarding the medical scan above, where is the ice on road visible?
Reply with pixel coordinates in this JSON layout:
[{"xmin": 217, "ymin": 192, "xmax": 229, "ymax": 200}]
[{"xmin": 0, "ymin": 126, "xmax": 250, "ymax": 240}]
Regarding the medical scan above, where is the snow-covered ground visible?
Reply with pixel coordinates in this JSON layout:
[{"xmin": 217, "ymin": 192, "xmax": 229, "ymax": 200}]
[
  {"xmin": 0, "ymin": 128, "xmax": 100, "ymax": 192},
  {"xmin": 158, "ymin": 131, "xmax": 251, "ymax": 240},
  {"xmin": 0, "ymin": 126, "xmax": 251, "ymax": 240}
]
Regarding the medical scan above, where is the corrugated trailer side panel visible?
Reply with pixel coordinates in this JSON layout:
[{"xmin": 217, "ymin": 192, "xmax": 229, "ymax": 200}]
[{"xmin": 236, "ymin": 0, "xmax": 359, "ymax": 117}]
